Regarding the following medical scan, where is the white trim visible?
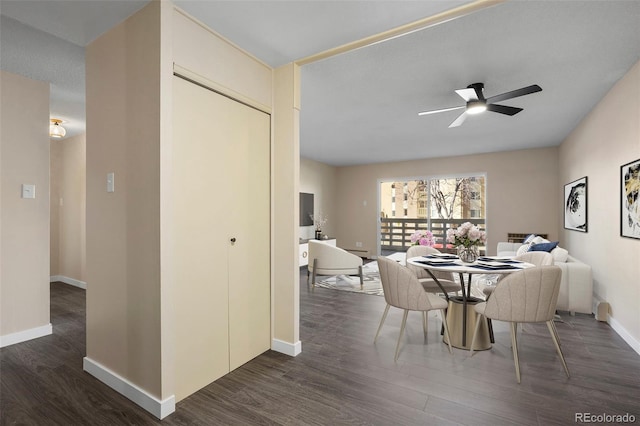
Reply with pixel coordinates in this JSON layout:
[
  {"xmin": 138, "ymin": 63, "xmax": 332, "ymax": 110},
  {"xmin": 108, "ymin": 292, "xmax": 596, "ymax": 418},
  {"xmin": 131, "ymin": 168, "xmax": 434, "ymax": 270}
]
[
  {"xmin": 50, "ymin": 275, "xmax": 87, "ymax": 290},
  {"xmin": 0, "ymin": 323, "xmax": 52, "ymax": 348},
  {"xmin": 83, "ymin": 357, "xmax": 175, "ymax": 419},
  {"xmin": 607, "ymin": 316, "xmax": 640, "ymax": 356},
  {"xmin": 173, "ymin": 64, "xmax": 271, "ymax": 115},
  {"xmin": 271, "ymin": 338, "xmax": 302, "ymax": 356}
]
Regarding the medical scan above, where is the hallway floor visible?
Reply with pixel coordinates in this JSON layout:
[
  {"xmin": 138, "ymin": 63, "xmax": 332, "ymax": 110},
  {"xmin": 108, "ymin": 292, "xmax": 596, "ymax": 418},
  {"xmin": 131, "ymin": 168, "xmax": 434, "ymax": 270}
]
[{"xmin": 1, "ymin": 279, "xmax": 639, "ymax": 425}]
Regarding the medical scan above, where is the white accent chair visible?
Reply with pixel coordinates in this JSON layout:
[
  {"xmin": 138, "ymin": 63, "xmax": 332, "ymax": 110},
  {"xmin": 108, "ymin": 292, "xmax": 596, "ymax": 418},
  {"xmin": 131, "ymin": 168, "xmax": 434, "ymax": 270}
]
[
  {"xmin": 375, "ymin": 257, "xmax": 452, "ymax": 361},
  {"xmin": 307, "ymin": 240, "xmax": 364, "ymax": 289},
  {"xmin": 470, "ymin": 266, "xmax": 570, "ymax": 383}
]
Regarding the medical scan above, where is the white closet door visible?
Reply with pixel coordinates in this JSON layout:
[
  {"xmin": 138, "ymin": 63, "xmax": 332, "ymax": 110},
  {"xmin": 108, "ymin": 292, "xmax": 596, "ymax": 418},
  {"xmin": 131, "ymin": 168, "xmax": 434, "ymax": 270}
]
[
  {"xmin": 172, "ymin": 76, "xmax": 271, "ymax": 401},
  {"xmin": 227, "ymin": 100, "xmax": 271, "ymax": 371},
  {"xmin": 173, "ymin": 77, "xmax": 232, "ymax": 401}
]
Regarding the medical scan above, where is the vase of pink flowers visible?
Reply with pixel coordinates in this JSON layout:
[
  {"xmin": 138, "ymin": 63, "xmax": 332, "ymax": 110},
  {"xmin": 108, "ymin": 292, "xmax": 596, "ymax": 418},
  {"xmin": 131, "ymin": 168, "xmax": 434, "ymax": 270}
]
[
  {"xmin": 446, "ymin": 222, "xmax": 486, "ymax": 263},
  {"xmin": 410, "ymin": 230, "xmax": 436, "ymax": 247}
]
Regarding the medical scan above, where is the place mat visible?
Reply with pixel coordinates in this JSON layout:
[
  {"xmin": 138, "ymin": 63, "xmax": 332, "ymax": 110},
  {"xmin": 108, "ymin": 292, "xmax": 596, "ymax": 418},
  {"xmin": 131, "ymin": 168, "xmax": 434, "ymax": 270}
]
[
  {"xmin": 478, "ymin": 256, "xmax": 522, "ymax": 264},
  {"xmin": 469, "ymin": 264, "xmax": 522, "ymax": 271},
  {"xmin": 425, "ymin": 254, "xmax": 459, "ymax": 260},
  {"xmin": 414, "ymin": 260, "xmax": 458, "ymax": 267}
]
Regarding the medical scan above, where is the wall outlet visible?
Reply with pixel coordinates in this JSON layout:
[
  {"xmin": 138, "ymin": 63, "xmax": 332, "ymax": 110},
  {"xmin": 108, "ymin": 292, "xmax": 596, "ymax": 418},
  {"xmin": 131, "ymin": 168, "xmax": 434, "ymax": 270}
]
[{"xmin": 355, "ymin": 242, "xmax": 362, "ymax": 248}]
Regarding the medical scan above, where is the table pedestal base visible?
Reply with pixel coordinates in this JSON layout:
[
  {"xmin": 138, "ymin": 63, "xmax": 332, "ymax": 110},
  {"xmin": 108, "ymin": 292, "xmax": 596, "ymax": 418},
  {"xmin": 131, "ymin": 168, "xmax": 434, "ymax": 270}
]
[{"xmin": 443, "ymin": 296, "xmax": 491, "ymax": 350}]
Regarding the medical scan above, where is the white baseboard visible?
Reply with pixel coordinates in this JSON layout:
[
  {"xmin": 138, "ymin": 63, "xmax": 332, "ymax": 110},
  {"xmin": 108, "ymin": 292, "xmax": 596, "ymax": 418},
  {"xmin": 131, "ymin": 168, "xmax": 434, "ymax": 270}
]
[
  {"xmin": 0, "ymin": 323, "xmax": 52, "ymax": 348},
  {"xmin": 50, "ymin": 275, "xmax": 87, "ymax": 290},
  {"xmin": 83, "ymin": 357, "xmax": 175, "ymax": 419},
  {"xmin": 607, "ymin": 316, "xmax": 640, "ymax": 356},
  {"xmin": 271, "ymin": 338, "xmax": 302, "ymax": 356}
]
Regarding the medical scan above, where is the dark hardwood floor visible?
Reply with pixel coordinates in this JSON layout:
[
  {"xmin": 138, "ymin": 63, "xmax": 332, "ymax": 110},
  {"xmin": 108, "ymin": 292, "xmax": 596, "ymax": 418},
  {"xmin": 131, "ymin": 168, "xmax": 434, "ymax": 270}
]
[{"xmin": 2, "ymin": 274, "xmax": 639, "ymax": 425}]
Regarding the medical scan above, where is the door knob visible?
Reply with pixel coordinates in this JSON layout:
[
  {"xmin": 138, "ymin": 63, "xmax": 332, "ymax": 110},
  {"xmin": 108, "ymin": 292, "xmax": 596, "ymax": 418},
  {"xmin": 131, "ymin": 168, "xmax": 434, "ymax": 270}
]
[{"xmin": 230, "ymin": 237, "xmax": 236, "ymax": 243}]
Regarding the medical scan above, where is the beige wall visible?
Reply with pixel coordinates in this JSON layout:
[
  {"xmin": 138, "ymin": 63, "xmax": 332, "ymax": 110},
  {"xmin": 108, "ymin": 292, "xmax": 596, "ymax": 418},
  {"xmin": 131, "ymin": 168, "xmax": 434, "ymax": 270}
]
[
  {"xmin": 50, "ymin": 133, "xmax": 86, "ymax": 282},
  {"xmin": 172, "ymin": 9, "xmax": 271, "ymax": 110},
  {"xmin": 300, "ymin": 157, "xmax": 338, "ymax": 240},
  {"xmin": 559, "ymin": 59, "xmax": 640, "ymax": 349},
  {"xmin": 86, "ymin": 1, "xmax": 163, "ymax": 398},
  {"xmin": 0, "ymin": 71, "xmax": 50, "ymax": 337},
  {"xmin": 273, "ymin": 63, "xmax": 301, "ymax": 349},
  {"xmin": 334, "ymin": 147, "xmax": 560, "ymax": 256},
  {"xmin": 84, "ymin": 1, "xmax": 299, "ymax": 412},
  {"xmin": 50, "ymin": 141, "xmax": 61, "ymax": 276}
]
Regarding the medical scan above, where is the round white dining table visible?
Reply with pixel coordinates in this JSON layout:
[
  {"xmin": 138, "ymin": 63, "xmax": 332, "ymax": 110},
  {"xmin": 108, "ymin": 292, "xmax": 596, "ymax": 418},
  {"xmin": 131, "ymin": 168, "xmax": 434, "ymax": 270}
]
[{"xmin": 407, "ymin": 255, "xmax": 534, "ymax": 349}]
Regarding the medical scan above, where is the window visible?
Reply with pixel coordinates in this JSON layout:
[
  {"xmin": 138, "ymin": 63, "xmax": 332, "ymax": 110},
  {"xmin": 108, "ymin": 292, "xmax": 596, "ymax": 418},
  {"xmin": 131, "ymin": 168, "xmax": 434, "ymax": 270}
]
[{"xmin": 379, "ymin": 175, "xmax": 486, "ymax": 251}]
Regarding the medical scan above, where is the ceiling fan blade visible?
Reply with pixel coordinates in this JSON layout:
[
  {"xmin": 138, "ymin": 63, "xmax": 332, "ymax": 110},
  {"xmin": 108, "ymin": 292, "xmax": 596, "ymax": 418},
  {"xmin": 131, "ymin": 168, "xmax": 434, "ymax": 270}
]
[
  {"xmin": 486, "ymin": 84, "xmax": 542, "ymax": 104},
  {"xmin": 418, "ymin": 105, "xmax": 465, "ymax": 116},
  {"xmin": 454, "ymin": 88, "xmax": 478, "ymax": 102},
  {"xmin": 487, "ymin": 104, "xmax": 523, "ymax": 116},
  {"xmin": 449, "ymin": 111, "xmax": 468, "ymax": 128}
]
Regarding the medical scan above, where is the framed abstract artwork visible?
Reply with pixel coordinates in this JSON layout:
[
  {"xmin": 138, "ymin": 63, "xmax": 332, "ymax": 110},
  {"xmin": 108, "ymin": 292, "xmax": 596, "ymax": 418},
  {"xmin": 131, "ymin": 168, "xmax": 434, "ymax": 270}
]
[
  {"xmin": 621, "ymin": 159, "xmax": 640, "ymax": 239},
  {"xmin": 564, "ymin": 176, "xmax": 588, "ymax": 232}
]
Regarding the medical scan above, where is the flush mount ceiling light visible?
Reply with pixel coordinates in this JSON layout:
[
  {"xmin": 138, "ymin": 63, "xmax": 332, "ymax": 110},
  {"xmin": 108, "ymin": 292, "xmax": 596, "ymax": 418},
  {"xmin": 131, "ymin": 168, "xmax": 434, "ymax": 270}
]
[
  {"xmin": 466, "ymin": 100, "xmax": 487, "ymax": 115},
  {"xmin": 49, "ymin": 118, "xmax": 66, "ymax": 138}
]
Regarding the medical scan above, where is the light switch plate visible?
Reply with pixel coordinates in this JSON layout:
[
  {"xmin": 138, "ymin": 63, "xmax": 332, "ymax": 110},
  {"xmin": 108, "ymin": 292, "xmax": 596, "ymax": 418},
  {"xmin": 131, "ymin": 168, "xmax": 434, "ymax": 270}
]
[
  {"xmin": 107, "ymin": 172, "xmax": 115, "ymax": 193},
  {"xmin": 21, "ymin": 184, "xmax": 36, "ymax": 199}
]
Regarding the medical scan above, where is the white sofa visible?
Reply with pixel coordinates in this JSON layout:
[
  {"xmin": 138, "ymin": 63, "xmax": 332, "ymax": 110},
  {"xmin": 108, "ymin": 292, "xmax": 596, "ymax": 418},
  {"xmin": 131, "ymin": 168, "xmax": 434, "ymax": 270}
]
[{"xmin": 497, "ymin": 242, "xmax": 593, "ymax": 315}]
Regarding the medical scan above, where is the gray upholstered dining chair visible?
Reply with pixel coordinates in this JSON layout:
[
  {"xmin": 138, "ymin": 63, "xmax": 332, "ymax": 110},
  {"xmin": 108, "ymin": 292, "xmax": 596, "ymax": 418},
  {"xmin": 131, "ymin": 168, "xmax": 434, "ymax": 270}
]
[
  {"xmin": 482, "ymin": 251, "xmax": 554, "ymax": 299},
  {"xmin": 470, "ymin": 265, "xmax": 569, "ymax": 383},
  {"xmin": 482, "ymin": 251, "xmax": 555, "ymax": 341},
  {"xmin": 375, "ymin": 257, "xmax": 453, "ymax": 361},
  {"xmin": 405, "ymin": 245, "xmax": 460, "ymax": 298}
]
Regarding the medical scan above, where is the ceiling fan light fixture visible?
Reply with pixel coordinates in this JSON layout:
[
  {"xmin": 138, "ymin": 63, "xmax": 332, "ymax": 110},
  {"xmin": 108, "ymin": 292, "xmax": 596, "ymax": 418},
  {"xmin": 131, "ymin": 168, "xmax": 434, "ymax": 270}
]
[
  {"xmin": 466, "ymin": 101, "xmax": 487, "ymax": 115},
  {"xmin": 49, "ymin": 118, "xmax": 66, "ymax": 138}
]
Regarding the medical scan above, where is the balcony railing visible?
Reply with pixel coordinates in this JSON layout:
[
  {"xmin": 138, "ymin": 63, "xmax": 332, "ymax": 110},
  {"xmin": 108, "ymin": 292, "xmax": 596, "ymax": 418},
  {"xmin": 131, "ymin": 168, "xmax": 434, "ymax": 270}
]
[{"xmin": 380, "ymin": 218, "xmax": 486, "ymax": 252}]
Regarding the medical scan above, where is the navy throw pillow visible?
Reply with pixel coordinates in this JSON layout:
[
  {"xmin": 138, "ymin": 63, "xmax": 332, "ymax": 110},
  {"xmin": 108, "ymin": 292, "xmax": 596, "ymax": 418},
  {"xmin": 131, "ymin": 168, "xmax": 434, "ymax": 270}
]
[{"xmin": 529, "ymin": 241, "xmax": 559, "ymax": 252}]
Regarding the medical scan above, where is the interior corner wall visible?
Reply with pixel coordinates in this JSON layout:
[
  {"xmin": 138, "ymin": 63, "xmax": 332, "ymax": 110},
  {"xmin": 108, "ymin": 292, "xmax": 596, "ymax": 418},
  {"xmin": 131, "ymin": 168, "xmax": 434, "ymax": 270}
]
[
  {"xmin": 299, "ymin": 157, "xmax": 338, "ymax": 241},
  {"xmin": 334, "ymin": 147, "xmax": 559, "ymax": 257},
  {"xmin": 85, "ymin": 1, "xmax": 162, "ymax": 398},
  {"xmin": 50, "ymin": 133, "xmax": 86, "ymax": 283},
  {"xmin": 559, "ymin": 59, "xmax": 640, "ymax": 352},
  {"xmin": 0, "ymin": 70, "xmax": 51, "ymax": 341},
  {"xmin": 273, "ymin": 63, "xmax": 301, "ymax": 351}
]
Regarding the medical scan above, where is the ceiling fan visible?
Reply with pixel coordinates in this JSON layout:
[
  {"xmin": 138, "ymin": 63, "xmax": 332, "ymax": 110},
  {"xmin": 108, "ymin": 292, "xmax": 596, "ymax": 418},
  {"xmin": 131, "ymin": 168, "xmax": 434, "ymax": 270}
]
[{"xmin": 418, "ymin": 82, "xmax": 542, "ymax": 128}]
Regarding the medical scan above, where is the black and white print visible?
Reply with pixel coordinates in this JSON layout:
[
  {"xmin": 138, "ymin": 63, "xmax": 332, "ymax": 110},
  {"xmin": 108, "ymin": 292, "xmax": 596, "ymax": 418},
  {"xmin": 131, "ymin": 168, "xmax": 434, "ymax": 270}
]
[
  {"xmin": 564, "ymin": 176, "xmax": 588, "ymax": 232},
  {"xmin": 621, "ymin": 159, "xmax": 640, "ymax": 239}
]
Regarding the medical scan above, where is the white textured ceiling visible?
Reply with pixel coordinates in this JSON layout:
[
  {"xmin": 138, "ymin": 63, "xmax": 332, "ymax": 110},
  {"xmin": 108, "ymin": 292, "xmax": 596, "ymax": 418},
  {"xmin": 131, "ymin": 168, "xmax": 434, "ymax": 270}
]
[
  {"xmin": 174, "ymin": 0, "xmax": 472, "ymax": 67},
  {"xmin": 1, "ymin": 0, "xmax": 639, "ymax": 166},
  {"xmin": 301, "ymin": 0, "xmax": 640, "ymax": 165},
  {"xmin": 1, "ymin": 0, "xmax": 150, "ymax": 46},
  {"xmin": 1, "ymin": 15, "xmax": 86, "ymax": 138},
  {"xmin": 1, "ymin": 0, "xmax": 150, "ymax": 139}
]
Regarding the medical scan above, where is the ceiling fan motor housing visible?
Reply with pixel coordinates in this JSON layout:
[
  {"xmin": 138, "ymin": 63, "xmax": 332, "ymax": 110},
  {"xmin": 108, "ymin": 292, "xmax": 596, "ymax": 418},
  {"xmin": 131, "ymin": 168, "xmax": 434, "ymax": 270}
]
[{"xmin": 468, "ymin": 82, "xmax": 486, "ymax": 100}]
